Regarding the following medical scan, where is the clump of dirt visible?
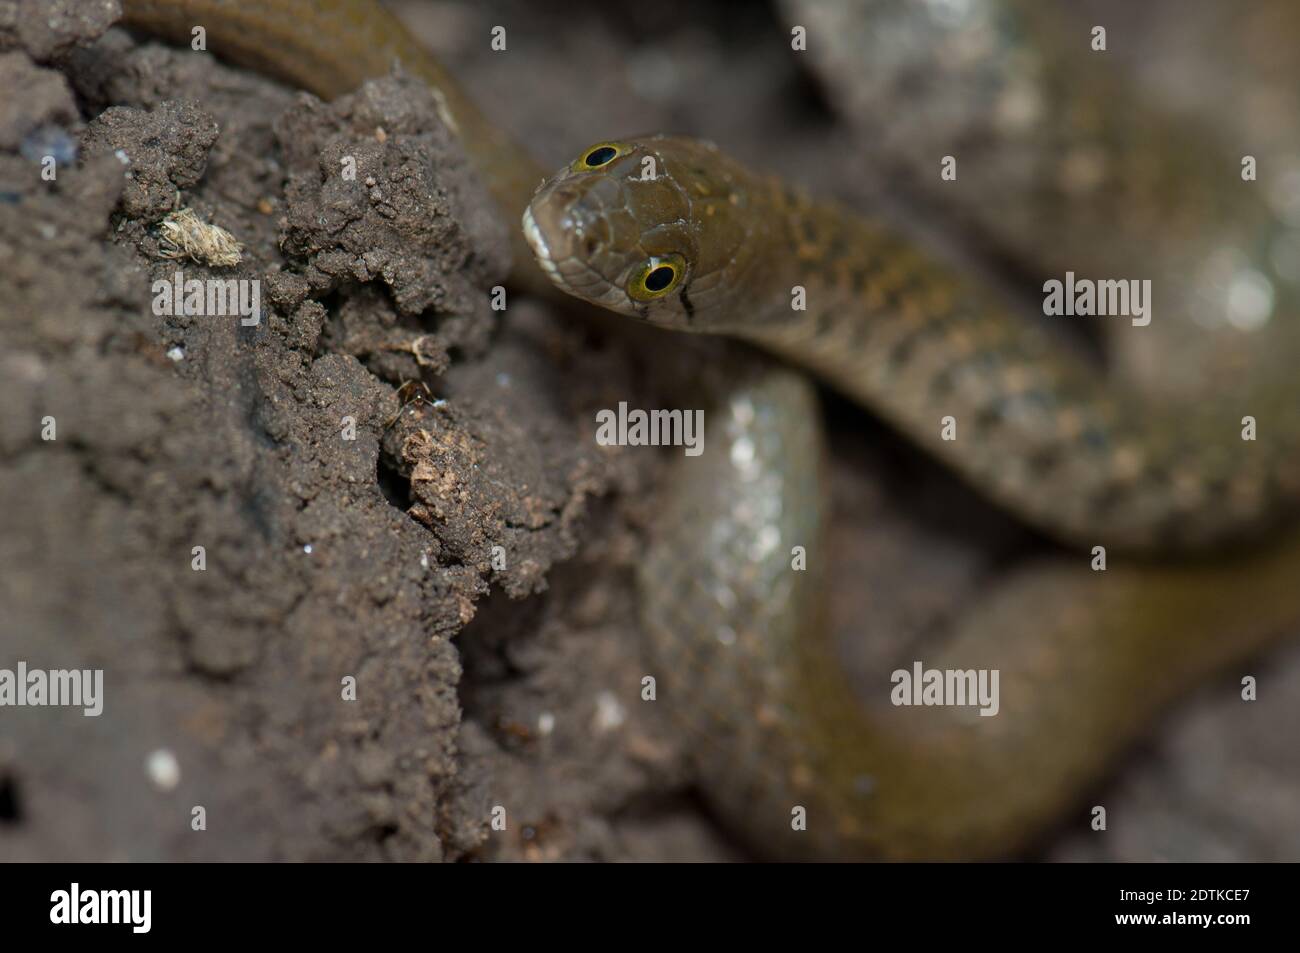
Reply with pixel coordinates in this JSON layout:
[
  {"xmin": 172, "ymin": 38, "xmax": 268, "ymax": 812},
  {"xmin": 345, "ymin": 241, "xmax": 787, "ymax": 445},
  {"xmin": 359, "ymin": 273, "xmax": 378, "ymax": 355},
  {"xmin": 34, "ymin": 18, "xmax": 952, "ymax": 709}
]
[
  {"xmin": 0, "ymin": 1, "xmax": 654, "ymax": 861},
  {"xmin": 82, "ymin": 99, "xmax": 217, "ymax": 218},
  {"xmin": 276, "ymin": 77, "xmax": 509, "ymax": 319}
]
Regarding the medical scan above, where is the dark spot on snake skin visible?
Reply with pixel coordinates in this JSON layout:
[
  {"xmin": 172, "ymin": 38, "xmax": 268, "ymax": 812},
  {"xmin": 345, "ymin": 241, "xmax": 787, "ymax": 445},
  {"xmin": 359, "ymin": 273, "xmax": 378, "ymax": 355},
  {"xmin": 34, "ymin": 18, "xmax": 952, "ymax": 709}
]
[
  {"xmin": 1202, "ymin": 476, "xmax": 1231, "ymax": 503},
  {"xmin": 972, "ymin": 402, "xmax": 1005, "ymax": 433},
  {"xmin": 888, "ymin": 338, "xmax": 921, "ymax": 371},
  {"xmin": 850, "ymin": 261, "xmax": 877, "ymax": 296},
  {"xmin": 885, "ymin": 319, "xmax": 939, "ymax": 370},
  {"xmin": 1025, "ymin": 445, "xmax": 1063, "ymax": 477},
  {"xmin": 928, "ymin": 367, "xmax": 956, "ymax": 399},
  {"xmin": 813, "ymin": 310, "xmax": 835, "ymax": 338},
  {"xmin": 793, "ymin": 215, "xmax": 819, "ymax": 250},
  {"xmin": 1082, "ymin": 486, "xmax": 1124, "ymax": 526},
  {"xmin": 1139, "ymin": 464, "xmax": 1168, "ymax": 489},
  {"xmin": 825, "ymin": 227, "xmax": 850, "ymax": 262}
]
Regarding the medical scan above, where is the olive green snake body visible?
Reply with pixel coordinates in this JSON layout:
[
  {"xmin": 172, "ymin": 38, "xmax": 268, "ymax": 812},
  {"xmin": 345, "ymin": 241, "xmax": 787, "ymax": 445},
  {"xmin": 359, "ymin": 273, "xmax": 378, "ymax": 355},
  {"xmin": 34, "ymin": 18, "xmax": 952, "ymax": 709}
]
[{"xmin": 122, "ymin": 0, "xmax": 1300, "ymax": 859}]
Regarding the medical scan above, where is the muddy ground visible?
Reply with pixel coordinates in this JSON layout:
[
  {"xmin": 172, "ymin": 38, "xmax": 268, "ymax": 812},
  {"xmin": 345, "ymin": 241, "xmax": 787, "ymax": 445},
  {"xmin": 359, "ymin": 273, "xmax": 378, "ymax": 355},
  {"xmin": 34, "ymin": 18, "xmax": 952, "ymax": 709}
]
[{"xmin": 1, "ymin": 0, "xmax": 1298, "ymax": 861}]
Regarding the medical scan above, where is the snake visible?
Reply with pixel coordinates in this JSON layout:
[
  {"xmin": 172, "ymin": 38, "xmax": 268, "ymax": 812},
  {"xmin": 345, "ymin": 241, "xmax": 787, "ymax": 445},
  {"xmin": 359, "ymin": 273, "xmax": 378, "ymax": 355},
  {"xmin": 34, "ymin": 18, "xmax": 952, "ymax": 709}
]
[{"xmin": 120, "ymin": 0, "xmax": 1300, "ymax": 859}]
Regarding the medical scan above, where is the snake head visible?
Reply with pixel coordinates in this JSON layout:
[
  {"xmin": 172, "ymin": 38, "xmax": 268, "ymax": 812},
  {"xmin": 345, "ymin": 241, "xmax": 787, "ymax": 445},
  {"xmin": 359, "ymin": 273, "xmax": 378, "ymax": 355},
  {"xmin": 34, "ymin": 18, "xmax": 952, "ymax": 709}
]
[{"xmin": 523, "ymin": 135, "xmax": 761, "ymax": 331}]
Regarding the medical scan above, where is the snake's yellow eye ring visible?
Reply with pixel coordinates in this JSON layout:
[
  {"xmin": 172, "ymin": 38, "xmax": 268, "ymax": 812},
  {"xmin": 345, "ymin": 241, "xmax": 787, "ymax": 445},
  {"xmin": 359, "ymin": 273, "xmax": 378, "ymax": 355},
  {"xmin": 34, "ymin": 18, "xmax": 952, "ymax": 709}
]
[
  {"xmin": 627, "ymin": 254, "xmax": 686, "ymax": 301},
  {"xmin": 575, "ymin": 142, "xmax": 626, "ymax": 170}
]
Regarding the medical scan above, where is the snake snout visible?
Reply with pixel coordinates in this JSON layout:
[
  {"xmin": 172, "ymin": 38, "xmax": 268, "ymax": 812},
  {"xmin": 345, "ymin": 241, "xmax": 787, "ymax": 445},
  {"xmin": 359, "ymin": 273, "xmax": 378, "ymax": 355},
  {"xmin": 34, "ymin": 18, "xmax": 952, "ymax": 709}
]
[{"xmin": 523, "ymin": 186, "xmax": 620, "ymax": 302}]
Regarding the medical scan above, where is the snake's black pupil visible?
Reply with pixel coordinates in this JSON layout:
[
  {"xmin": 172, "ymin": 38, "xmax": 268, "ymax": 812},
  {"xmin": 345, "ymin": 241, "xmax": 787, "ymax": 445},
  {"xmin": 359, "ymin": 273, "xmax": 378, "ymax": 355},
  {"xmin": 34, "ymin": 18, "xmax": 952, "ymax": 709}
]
[
  {"xmin": 644, "ymin": 265, "xmax": 675, "ymax": 292},
  {"xmin": 585, "ymin": 146, "xmax": 617, "ymax": 167}
]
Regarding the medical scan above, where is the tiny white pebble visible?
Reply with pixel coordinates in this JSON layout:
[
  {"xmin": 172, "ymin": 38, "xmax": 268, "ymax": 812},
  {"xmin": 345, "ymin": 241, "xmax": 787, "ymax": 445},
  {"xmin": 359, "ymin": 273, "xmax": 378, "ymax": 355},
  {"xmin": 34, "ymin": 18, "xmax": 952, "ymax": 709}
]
[
  {"xmin": 166, "ymin": 346, "xmax": 184, "ymax": 362},
  {"xmin": 537, "ymin": 711, "xmax": 555, "ymax": 736},
  {"xmin": 302, "ymin": 544, "xmax": 313, "ymax": 554},
  {"xmin": 114, "ymin": 149, "xmax": 130, "ymax": 165},
  {"xmin": 420, "ymin": 553, "xmax": 430, "ymax": 569},
  {"xmin": 593, "ymin": 691, "xmax": 625, "ymax": 732},
  {"xmin": 146, "ymin": 749, "xmax": 181, "ymax": 791},
  {"xmin": 716, "ymin": 625, "xmax": 737, "ymax": 647}
]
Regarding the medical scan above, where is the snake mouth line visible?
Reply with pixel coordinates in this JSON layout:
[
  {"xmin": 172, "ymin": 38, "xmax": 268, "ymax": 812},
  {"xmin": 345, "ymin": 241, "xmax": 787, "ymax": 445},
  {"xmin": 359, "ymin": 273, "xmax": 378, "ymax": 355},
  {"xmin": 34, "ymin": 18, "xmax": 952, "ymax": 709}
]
[{"xmin": 522, "ymin": 206, "xmax": 560, "ymax": 281}]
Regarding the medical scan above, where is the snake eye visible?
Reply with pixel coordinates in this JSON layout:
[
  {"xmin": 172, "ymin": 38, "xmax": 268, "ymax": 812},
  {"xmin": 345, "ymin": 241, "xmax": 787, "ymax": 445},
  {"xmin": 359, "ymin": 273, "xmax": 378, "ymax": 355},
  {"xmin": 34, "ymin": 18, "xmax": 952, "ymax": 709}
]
[
  {"xmin": 627, "ymin": 254, "xmax": 686, "ymax": 302},
  {"xmin": 576, "ymin": 142, "xmax": 625, "ymax": 171}
]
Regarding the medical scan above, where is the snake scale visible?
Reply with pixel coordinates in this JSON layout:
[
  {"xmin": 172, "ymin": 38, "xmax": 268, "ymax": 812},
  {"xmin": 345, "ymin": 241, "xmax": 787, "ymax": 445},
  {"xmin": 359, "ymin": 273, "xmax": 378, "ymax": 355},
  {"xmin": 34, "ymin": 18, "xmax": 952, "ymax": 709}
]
[{"xmin": 122, "ymin": 0, "xmax": 1300, "ymax": 859}]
